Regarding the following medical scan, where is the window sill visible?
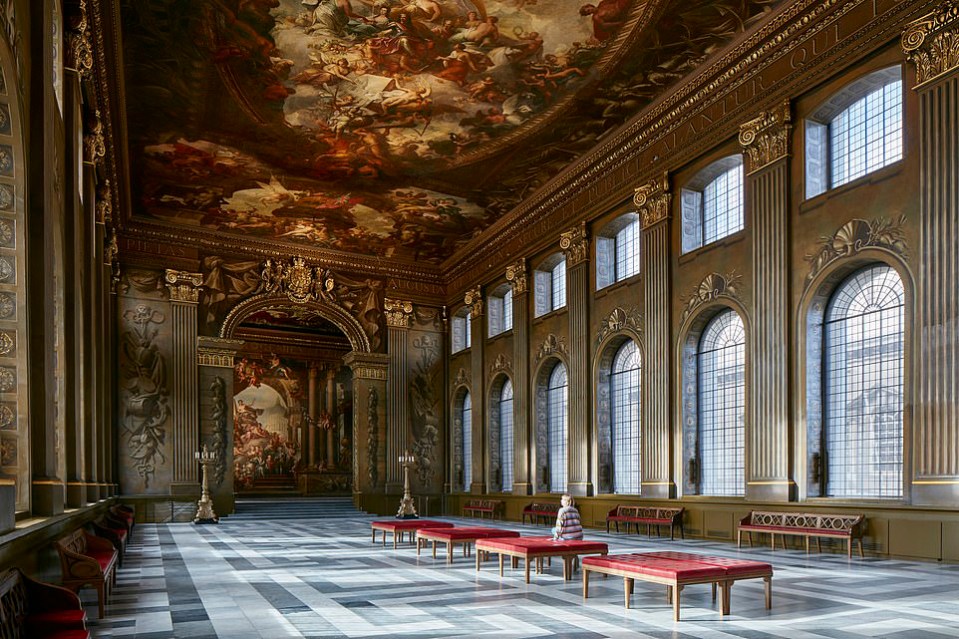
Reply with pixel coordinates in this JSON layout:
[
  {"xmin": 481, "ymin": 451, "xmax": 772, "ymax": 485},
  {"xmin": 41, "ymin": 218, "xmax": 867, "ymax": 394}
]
[
  {"xmin": 532, "ymin": 306, "xmax": 568, "ymax": 323},
  {"xmin": 678, "ymin": 230, "xmax": 746, "ymax": 265},
  {"xmin": 486, "ymin": 329, "xmax": 513, "ymax": 343},
  {"xmin": 595, "ymin": 273, "xmax": 643, "ymax": 298},
  {"xmin": 800, "ymin": 160, "xmax": 904, "ymax": 214},
  {"xmin": 451, "ymin": 347, "xmax": 471, "ymax": 356}
]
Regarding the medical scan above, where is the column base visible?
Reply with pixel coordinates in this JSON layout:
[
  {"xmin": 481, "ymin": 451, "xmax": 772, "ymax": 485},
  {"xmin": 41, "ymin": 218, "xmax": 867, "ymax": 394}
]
[
  {"xmin": 511, "ymin": 482, "xmax": 533, "ymax": 495},
  {"xmin": 469, "ymin": 482, "xmax": 486, "ymax": 495},
  {"xmin": 746, "ymin": 480, "xmax": 795, "ymax": 502},
  {"xmin": 98, "ymin": 483, "xmax": 110, "ymax": 500},
  {"xmin": 567, "ymin": 482, "xmax": 593, "ymax": 497},
  {"xmin": 31, "ymin": 480, "xmax": 65, "ymax": 516},
  {"xmin": 911, "ymin": 480, "xmax": 959, "ymax": 507},
  {"xmin": 171, "ymin": 482, "xmax": 201, "ymax": 498},
  {"xmin": 87, "ymin": 483, "xmax": 100, "ymax": 503},
  {"xmin": 641, "ymin": 482, "xmax": 675, "ymax": 499},
  {"xmin": 66, "ymin": 482, "xmax": 87, "ymax": 508}
]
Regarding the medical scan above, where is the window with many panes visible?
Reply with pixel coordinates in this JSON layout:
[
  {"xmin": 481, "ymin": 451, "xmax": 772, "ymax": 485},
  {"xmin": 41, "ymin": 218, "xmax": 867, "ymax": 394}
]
[
  {"xmin": 452, "ymin": 308, "xmax": 470, "ymax": 353},
  {"xmin": 461, "ymin": 391, "xmax": 472, "ymax": 490},
  {"xmin": 681, "ymin": 157, "xmax": 744, "ymax": 254},
  {"xmin": 499, "ymin": 380, "xmax": 514, "ymax": 492},
  {"xmin": 824, "ymin": 264, "xmax": 904, "ymax": 498},
  {"xmin": 597, "ymin": 214, "xmax": 640, "ymax": 290},
  {"xmin": 534, "ymin": 254, "xmax": 567, "ymax": 317},
  {"xmin": 698, "ymin": 310, "xmax": 746, "ymax": 496},
  {"xmin": 488, "ymin": 286, "xmax": 513, "ymax": 337},
  {"xmin": 547, "ymin": 363, "xmax": 568, "ymax": 493},
  {"xmin": 611, "ymin": 341, "xmax": 641, "ymax": 494},
  {"xmin": 805, "ymin": 66, "xmax": 902, "ymax": 199}
]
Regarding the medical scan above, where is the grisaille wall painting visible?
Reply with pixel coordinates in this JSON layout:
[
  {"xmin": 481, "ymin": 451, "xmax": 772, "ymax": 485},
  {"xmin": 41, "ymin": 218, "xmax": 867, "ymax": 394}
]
[{"xmin": 121, "ymin": 0, "xmax": 779, "ymax": 264}]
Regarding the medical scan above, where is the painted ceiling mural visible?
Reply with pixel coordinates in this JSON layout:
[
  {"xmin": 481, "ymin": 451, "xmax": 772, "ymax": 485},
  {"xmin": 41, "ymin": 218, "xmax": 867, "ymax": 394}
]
[{"xmin": 121, "ymin": 0, "xmax": 782, "ymax": 265}]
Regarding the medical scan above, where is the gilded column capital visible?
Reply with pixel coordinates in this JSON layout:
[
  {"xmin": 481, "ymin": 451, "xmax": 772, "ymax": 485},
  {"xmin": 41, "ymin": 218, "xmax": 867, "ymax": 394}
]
[
  {"xmin": 384, "ymin": 297, "xmax": 414, "ymax": 328},
  {"xmin": 464, "ymin": 286, "xmax": 483, "ymax": 318},
  {"xmin": 633, "ymin": 173, "xmax": 671, "ymax": 229},
  {"xmin": 165, "ymin": 269, "xmax": 203, "ymax": 304},
  {"xmin": 67, "ymin": 0, "xmax": 94, "ymax": 78},
  {"xmin": 903, "ymin": 2, "xmax": 959, "ymax": 88},
  {"xmin": 343, "ymin": 352, "xmax": 390, "ymax": 380},
  {"xmin": 505, "ymin": 258, "xmax": 527, "ymax": 295},
  {"xmin": 739, "ymin": 100, "xmax": 792, "ymax": 175},
  {"xmin": 559, "ymin": 221, "xmax": 588, "ymax": 266}
]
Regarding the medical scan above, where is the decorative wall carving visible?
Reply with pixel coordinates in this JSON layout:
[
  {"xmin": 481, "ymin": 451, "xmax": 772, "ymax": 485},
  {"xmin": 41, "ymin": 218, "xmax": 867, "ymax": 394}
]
[
  {"xmin": 67, "ymin": 0, "xmax": 94, "ymax": 77},
  {"xmin": 384, "ymin": 298, "xmax": 413, "ymax": 328},
  {"xmin": 633, "ymin": 173, "xmax": 671, "ymax": 229},
  {"xmin": 83, "ymin": 110, "xmax": 106, "ymax": 165},
  {"xmin": 119, "ymin": 305, "xmax": 169, "ymax": 487},
  {"xmin": 367, "ymin": 387, "xmax": 378, "ymax": 487},
  {"xmin": 209, "ymin": 376, "xmax": 226, "ymax": 488},
  {"xmin": 261, "ymin": 256, "xmax": 336, "ymax": 305},
  {"xmin": 453, "ymin": 367, "xmax": 470, "ymax": 389},
  {"xmin": 534, "ymin": 334, "xmax": 568, "ymax": 367},
  {"xmin": 95, "ymin": 180, "xmax": 112, "ymax": 224},
  {"xmin": 464, "ymin": 286, "xmax": 483, "ymax": 319},
  {"xmin": 0, "ymin": 293, "xmax": 13, "ymax": 319},
  {"xmin": 505, "ymin": 259, "xmax": 527, "ymax": 295},
  {"xmin": 902, "ymin": 3, "xmax": 959, "ymax": 87},
  {"xmin": 0, "ymin": 0, "xmax": 21, "ymax": 88},
  {"xmin": 106, "ymin": 232, "xmax": 120, "ymax": 293},
  {"xmin": 681, "ymin": 272, "xmax": 744, "ymax": 323},
  {"xmin": 410, "ymin": 335, "xmax": 440, "ymax": 486},
  {"xmin": 0, "ymin": 366, "xmax": 13, "ymax": 392},
  {"xmin": 805, "ymin": 215, "xmax": 908, "ymax": 283},
  {"xmin": 739, "ymin": 100, "xmax": 792, "ymax": 174},
  {"xmin": 0, "ymin": 330, "xmax": 14, "ymax": 356},
  {"xmin": 595, "ymin": 306, "xmax": 643, "ymax": 346},
  {"xmin": 0, "ymin": 403, "xmax": 13, "ymax": 430},
  {"xmin": 559, "ymin": 222, "xmax": 589, "ymax": 267},
  {"xmin": 164, "ymin": 269, "xmax": 203, "ymax": 304},
  {"xmin": 488, "ymin": 353, "xmax": 512, "ymax": 382}
]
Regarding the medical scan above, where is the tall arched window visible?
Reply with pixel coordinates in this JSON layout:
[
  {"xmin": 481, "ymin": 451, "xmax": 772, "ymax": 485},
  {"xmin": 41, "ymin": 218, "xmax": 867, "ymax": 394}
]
[
  {"xmin": 698, "ymin": 310, "xmax": 746, "ymax": 496},
  {"xmin": 611, "ymin": 341, "xmax": 641, "ymax": 494},
  {"xmin": 824, "ymin": 264, "xmax": 904, "ymax": 498},
  {"xmin": 681, "ymin": 156, "xmax": 744, "ymax": 254},
  {"xmin": 461, "ymin": 392, "xmax": 472, "ymax": 490},
  {"xmin": 547, "ymin": 363, "xmax": 568, "ymax": 493},
  {"xmin": 499, "ymin": 380, "xmax": 514, "ymax": 492}
]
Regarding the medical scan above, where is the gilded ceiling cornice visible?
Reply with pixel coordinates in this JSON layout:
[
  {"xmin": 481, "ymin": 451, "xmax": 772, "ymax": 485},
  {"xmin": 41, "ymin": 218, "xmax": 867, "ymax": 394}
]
[
  {"xmin": 444, "ymin": 0, "xmax": 935, "ymax": 292},
  {"xmin": 89, "ymin": 0, "xmax": 124, "ymax": 232}
]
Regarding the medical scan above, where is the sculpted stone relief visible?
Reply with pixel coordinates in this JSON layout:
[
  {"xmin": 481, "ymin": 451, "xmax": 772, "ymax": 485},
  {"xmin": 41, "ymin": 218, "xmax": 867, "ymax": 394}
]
[
  {"xmin": 410, "ymin": 334, "xmax": 441, "ymax": 487},
  {"xmin": 367, "ymin": 387, "xmax": 379, "ymax": 487},
  {"xmin": 804, "ymin": 216, "xmax": 908, "ymax": 285},
  {"xmin": 209, "ymin": 376, "xmax": 228, "ymax": 488},
  {"xmin": 681, "ymin": 271, "xmax": 744, "ymax": 324}
]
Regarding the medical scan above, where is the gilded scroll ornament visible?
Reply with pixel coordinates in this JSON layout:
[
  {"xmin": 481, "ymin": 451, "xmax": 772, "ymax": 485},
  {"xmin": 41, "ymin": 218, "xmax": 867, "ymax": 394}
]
[
  {"xmin": 260, "ymin": 256, "xmax": 336, "ymax": 305},
  {"xmin": 384, "ymin": 298, "xmax": 413, "ymax": 328},
  {"xmin": 453, "ymin": 367, "xmax": 470, "ymax": 388},
  {"xmin": 464, "ymin": 286, "xmax": 483, "ymax": 318},
  {"xmin": 805, "ymin": 215, "xmax": 908, "ymax": 284},
  {"xmin": 164, "ymin": 269, "xmax": 203, "ymax": 304},
  {"xmin": 595, "ymin": 306, "xmax": 643, "ymax": 346},
  {"xmin": 96, "ymin": 180, "xmax": 112, "ymax": 224},
  {"xmin": 633, "ymin": 173, "xmax": 671, "ymax": 229},
  {"xmin": 83, "ymin": 110, "xmax": 106, "ymax": 165},
  {"xmin": 0, "ymin": 366, "xmax": 13, "ymax": 392},
  {"xmin": 903, "ymin": 3, "xmax": 959, "ymax": 87},
  {"xmin": 681, "ymin": 272, "xmax": 743, "ymax": 323},
  {"xmin": 505, "ymin": 258, "xmax": 527, "ymax": 295},
  {"xmin": 209, "ymin": 376, "xmax": 227, "ymax": 488},
  {"xmin": 739, "ymin": 101, "xmax": 792, "ymax": 174},
  {"xmin": 106, "ymin": 232, "xmax": 121, "ymax": 293},
  {"xmin": 534, "ymin": 333, "xmax": 568, "ymax": 366},
  {"xmin": 559, "ymin": 222, "xmax": 589, "ymax": 266},
  {"xmin": 0, "ymin": 331, "xmax": 13, "ymax": 356},
  {"xmin": 0, "ymin": 403, "xmax": 13, "ymax": 430},
  {"xmin": 488, "ymin": 353, "xmax": 512, "ymax": 381},
  {"xmin": 67, "ymin": 0, "xmax": 94, "ymax": 78},
  {"xmin": 0, "ymin": 257, "xmax": 13, "ymax": 283}
]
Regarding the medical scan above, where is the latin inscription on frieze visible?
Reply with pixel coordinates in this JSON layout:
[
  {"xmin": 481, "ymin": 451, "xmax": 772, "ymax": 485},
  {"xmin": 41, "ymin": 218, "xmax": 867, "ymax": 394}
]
[{"xmin": 118, "ymin": 237, "xmax": 197, "ymax": 260}]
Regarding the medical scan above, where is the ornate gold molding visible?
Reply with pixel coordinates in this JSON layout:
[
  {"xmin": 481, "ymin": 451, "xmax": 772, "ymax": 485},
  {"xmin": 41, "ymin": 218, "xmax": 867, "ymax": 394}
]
[
  {"xmin": 596, "ymin": 306, "xmax": 643, "ymax": 347},
  {"xmin": 559, "ymin": 222, "xmax": 588, "ymax": 266},
  {"xmin": 681, "ymin": 271, "xmax": 743, "ymax": 323},
  {"xmin": 83, "ymin": 110, "xmax": 106, "ymax": 165},
  {"xmin": 534, "ymin": 333, "xmax": 568, "ymax": 367},
  {"xmin": 384, "ymin": 297, "xmax": 414, "ymax": 328},
  {"xmin": 453, "ymin": 367, "xmax": 470, "ymax": 388},
  {"xmin": 343, "ymin": 352, "xmax": 390, "ymax": 380},
  {"xmin": 488, "ymin": 353, "xmax": 512, "ymax": 382},
  {"xmin": 164, "ymin": 269, "xmax": 203, "ymax": 304},
  {"xmin": 105, "ymin": 231, "xmax": 120, "ymax": 293},
  {"xmin": 903, "ymin": 3, "xmax": 959, "ymax": 88},
  {"xmin": 95, "ymin": 180, "xmax": 112, "ymax": 224},
  {"xmin": 739, "ymin": 100, "xmax": 792, "ymax": 175},
  {"xmin": 196, "ymin": 337, "xmax": 244, "ymax": 368},
  {"xmin": 464, "ymin": 286, "xmax": 483, "ymax": 318},
  {"xmin": 261, "ymin": 256, "xmax": 337, "ymax": 305},
  {"xmin": 633, "ymin": 173, "xmax": 671, "ymax": 229},
  {"xmin": 505, "ymin": 259, "xmax": 527, "ymax": 295},
  {"xmin": 67, "ymin": 0, "xmax": 94, "ymax": 78}
]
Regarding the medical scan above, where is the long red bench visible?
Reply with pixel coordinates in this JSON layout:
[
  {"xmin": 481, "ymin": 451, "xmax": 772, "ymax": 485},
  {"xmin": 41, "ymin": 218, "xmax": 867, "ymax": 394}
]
[
  {"xmin": 0, "ymin": 567, "xmax": 90, "ymax": 639},
  {"xmin": 738, "ymin": 511, "xmax": 865, "ymax": 557},
  {"xmin": 370, "ymin": 520, "xmax": 454, "ymax": 549},
  {"xmin": 463, "ymin": 499, "xmax": 505, "ymax": 520},
  {"xmin": 606, "ymin": 506, "xmax": 685, "ymax": 539},
  {"xmin": 55, "ymin": 528, "xmax": 119, "ymax": 619},
  {"xmin": 521, "ymin": 502, "xmax": 560, "ymax": 526},
  {"xmin": 582, "ymin": 552, "xmax": 772, "ymax": 621},
  {"xmin": 475, "ymin": 536, "xmax": 608, "ymax": 583},
  {"xmin": 415, "ymin": 527, "xmax": 520, "ymax": 564}
]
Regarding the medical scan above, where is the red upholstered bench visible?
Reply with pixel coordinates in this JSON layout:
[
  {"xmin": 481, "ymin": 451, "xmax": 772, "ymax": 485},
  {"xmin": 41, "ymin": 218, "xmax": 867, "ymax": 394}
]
[
  {"xmin": 738, "ymin": 511, "xmax": 865, "ymax": 557},
  {"xmin": 416, "ymin": 527, "xmax": 520, "ymax": 564},
  {"xmin": 521, "ymin": 502, "xmax": 560, "ymax": 526},
  {"xmin": 55, "ymin": 528, "xmax": 119, "ymax": 619},
  {"xmin": 582, "ymin": 552, "xmax": 773, "ymax": 621},
  {"xmin": 475, "ymin": 536, "xmax": 608, "ymax": 583},
  {"xmin": 91, "ymin": 516, "xmax": 129, "ymax": 564},
  {"xmin": 0, "ymin": 567, "xmax": 90, "ymax": 639},
  {"xmin": 463, "ymin": 499, "xmax": 505, "ymax": 520},
  {"xmin": 606, "ymin": 506, "xmax": 685, "ymax": 539},
  {"xmin": 370, "ymin": 520, "xmax": 454, "ymax": 549}
]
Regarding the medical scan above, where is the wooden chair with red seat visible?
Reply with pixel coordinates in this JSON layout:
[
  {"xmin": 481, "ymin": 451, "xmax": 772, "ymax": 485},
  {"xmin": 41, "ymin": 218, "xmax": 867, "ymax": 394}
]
[
  {"xmin": 0, "ymin": 567, "xmax": 90, "ymax": 639},
  {"xmin": 54, "ymin": 528, "xmax": 119, "ymax": 619},
  {"xmin": 90, "ymin": 517, "xmax": 128, "ymax": 564},
  {"xmin": 108, "ymin": 504, "xmax": 134, "ymax": 533}
]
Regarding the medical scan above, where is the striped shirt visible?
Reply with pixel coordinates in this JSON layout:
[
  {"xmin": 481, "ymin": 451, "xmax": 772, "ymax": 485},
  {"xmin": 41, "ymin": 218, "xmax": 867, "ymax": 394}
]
[{"xmin": 553, "ymin": 506, "xmax": 583, "ymax": 540}]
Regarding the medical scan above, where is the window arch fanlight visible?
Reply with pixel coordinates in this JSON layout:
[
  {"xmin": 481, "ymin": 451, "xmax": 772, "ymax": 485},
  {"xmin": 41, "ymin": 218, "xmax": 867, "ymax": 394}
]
[
  {"xmin": 681, "ymin": 155, "xmax": 744, "ymax": 254},
  {"xmin": 596, "ymin": 213, "xmax": 640, "ymax": 290},
  {"xmin": 696, "ymin": 309, "xmax": 746, "ymax": 497},
  {"xmin": 610, "ymin": 340, "xmax": 641, "ymax": 494},
  {"xmin": 451, "ymin": 306, "xmax": 471, "ymax": 353},
  {"xmin": 805, "ymin": 66, "xmax": 903, "ymax": 199},
  {"xmin": 487, "ymin": 377, "xmax": 514, "ymax": 492},
  {"xmin": 488, "ymin": 283, "xmax": 513, "ymax": 338},
  {"xmin": 534, "ymin": 253, "xmax": 566, "ymax": 317},
  {"xmin": 547, "ymin": 362, "xmax": 568, "ymax": 493},
  {"xmin": 461, "ymin": 391, "xmax": 473, "ymax": 490},
  {"xmin": 819, "ymin": 264, "xmax": 905, "ymax": 499}
]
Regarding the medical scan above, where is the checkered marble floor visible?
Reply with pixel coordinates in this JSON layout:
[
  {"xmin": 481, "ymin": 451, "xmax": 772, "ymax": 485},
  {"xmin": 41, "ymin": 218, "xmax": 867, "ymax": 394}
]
[{"xmin": 83, "ymin": 513, "xmax": 959, "ymax": 638}]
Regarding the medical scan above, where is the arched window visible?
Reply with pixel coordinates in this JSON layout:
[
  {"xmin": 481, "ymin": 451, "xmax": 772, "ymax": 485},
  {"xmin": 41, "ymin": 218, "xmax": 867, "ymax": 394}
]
[
  {"xmin": 698, "ymin": 310, "xmax": 746, "ymax": 496},
  {"xmin": 681, "ymin": 156, "xmax": 744, "ymax": 254},
  {"xmin": 596, "ymin": 213, "xmax": 640, "ymax": 290},
  {"xmin": 805, "ymin": 66, "xmax": 902, "ymax": 198},
  {"xmin": 461, "ymin": 391, "xmax": 472, "ymax": 490},
  {"xmin": 611, "ymin": 341, "xmax": 641, "ymax": 494},
  {"xmin": 499, "ymin": 379, "xmax": 514, "ymax": 492},
  {"xmin": 488, "ymin": 285, "xmax": 513, "ymax": 337},
  {"xmin": 534, "ymin": 254, "xmax": 566, "ymax": 317},
  {"xmin": 547, "ymin": 363, "xmax": 568, "ymax": 493},
  {"xmin": 824, "ymin": 264, "xmax": 904, "ymax": 498}
]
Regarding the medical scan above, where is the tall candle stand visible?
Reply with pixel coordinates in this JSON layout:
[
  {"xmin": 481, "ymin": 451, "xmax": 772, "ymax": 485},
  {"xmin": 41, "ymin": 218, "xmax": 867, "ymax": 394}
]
[
  {"xmin": 396, "ymin": 450, "xmax": 418, "ymax": 519},
  {"xmin": 194, "ymin": 444, "xmax": 219, "ymax": 524}
]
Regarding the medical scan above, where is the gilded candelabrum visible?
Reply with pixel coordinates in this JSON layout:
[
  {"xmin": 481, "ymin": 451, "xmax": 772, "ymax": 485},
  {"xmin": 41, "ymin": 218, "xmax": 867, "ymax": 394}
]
[
  {"xmin": 194, "ymin": 444, "xmax": 219, "ymax": 524},
  {"xmin": 396, "ymin": 450, "xmax": 418, "ymax": 519}
]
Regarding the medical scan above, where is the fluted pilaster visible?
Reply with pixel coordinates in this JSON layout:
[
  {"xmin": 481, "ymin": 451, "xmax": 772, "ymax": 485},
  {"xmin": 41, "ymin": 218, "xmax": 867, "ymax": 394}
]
[
  {"xmin": 635, "ymin": 174, "xmax": 673, "ymax": 498},
  {"xmin": 506, "ymin": 260, "xmax": 532, "ymax": 494},
  {"xmin": 740, "ymin": 102, "xmax": 794, "ymax": 502},
  {"xmin": 385, "ymin": 298, "xmax": 413, "ymax": 492},
  {"xmin": 903, "ymin": 5, "xmax": 959, "ymax": 504},
  {"xmin": 561, "ymin": 223, "xmax": 592, "ymax": 496},
  {"xmin": 465, "ymin": 287, "xmax": 486, "ymax": 493},
  {"xmin": 345, "ymin": 351, "xmax": 390, "ymax": 509},
  {"xmin": 166, "ymin": 269, "xmax": 203, "ymax": 495}
]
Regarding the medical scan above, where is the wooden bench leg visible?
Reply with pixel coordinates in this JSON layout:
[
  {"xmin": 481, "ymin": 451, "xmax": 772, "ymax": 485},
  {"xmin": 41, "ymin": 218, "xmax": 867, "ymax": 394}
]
[
  {"xmin": 475, "ymin": 548, "xmax": 481, "ymax": 572},
  {"xmin": 499, "ymin": 553, "xmax": 504, "ymax": 577},
  {"xmin": 805, "ymin": 536, "xmax": 810, "ymax": 554},
  {"xmin": 583, "ymin": 568, "xmax": 590, "ymax": 599},
  {"xmin": 858, "ymin": 538, "xmax": 864, "ymax": 558},
  {"xmin": 525, "ymin": 557, "xmax": 531, "ymax": 583},
  {"xmin": 673, "ymin": 585, "xmax": 683, "ymax": 622},
  {"xmin": 432, "ymin": 540, "xmax": 437, "ymax": 559},
  {"xmin": 765, "ymin": 576, "xmax": 772, "ymax": 609},
  {"xmin": 711, "ymin": 581, "xmax": 717, "ymax": 601},
  {"xmin": 816, "ymin": 537, "xmax": 822, "ymax": 553},
  {"xmin": 769, "ymin": 533, "xmax": 775, "ymax": 551},
  {"xmin": 722, "ymin": 581, "xmax": 731, "ymax": 615},
  {"xmin": 848, "ymin": 538, "xmax": 852, "ymax": 558},
  {"xmin": 448, "ymin": 542, "xmax": 454, "ymax": 565},
  {"xmin": 512, "ymin": 556, "xmax": 518, "ymax": 569},
  {"xmin": 372, "ymin": 528, "xmax": 376, "ymax": 544},
  {"xmin": 624, "ymin": 577, "xmax": 631, "ymax": 609},
  {"xmin": 97, "ymin": 581, "xmax": 106, "ymax": 619}
]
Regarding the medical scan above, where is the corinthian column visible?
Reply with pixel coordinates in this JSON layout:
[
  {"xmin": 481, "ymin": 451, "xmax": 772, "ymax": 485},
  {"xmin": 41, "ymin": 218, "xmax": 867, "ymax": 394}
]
[
  {"xmin": 385, "ymin": 298, "xmax": 413, "ymax": 493},
  {"xmin": 506, "ymin": 259, "xmax": 531, "ymax": 494},
  {"xmin": 903, "ymin": 5, "xmax": 959, "ymax": 505},
  {"xmin": 344, "ymin": 351, "xmax": 390, "ymax": 511},
  {"xmin": 740, "ymin": 102, "xmax": 794, "ymax": 502},
  {"xmin": 561, "ymin": 222, "xmax": 592, "ymax": 496},
  {"xmin": 634, "ymin": 175, "xmax": 673, "ymax": 498},
  {"xmin": 465, "ymin": 286, "xmax": 485, "ymax": 494},
  {"xmin": 166, "ymin": 270, "xmax": 203, "ymax": 496}
]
